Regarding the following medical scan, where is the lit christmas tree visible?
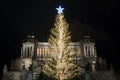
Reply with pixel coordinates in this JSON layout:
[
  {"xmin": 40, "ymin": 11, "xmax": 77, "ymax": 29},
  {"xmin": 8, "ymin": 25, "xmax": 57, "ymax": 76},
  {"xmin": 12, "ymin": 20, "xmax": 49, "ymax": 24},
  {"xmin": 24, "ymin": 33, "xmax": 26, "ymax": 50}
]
[{"xmin": 43, "ymin": 6, "xmax": 80, "ymax": 80}]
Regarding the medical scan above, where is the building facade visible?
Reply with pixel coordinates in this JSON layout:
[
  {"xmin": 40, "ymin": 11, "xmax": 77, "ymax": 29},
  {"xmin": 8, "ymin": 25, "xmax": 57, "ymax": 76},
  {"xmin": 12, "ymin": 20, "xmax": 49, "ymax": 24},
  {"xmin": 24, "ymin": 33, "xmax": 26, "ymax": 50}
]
[{"xmin": 2, "ymin": 35, "xmax": 116, "ymax": 80}]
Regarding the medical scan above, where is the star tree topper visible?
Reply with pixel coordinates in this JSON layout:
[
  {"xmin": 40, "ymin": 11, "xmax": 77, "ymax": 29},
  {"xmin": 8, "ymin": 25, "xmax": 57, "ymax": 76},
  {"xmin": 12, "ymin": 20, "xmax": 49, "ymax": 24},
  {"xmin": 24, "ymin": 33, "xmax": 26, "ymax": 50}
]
[{"xmin": 56, "ymin": 5, "xmax": 64, "ymax": 14}]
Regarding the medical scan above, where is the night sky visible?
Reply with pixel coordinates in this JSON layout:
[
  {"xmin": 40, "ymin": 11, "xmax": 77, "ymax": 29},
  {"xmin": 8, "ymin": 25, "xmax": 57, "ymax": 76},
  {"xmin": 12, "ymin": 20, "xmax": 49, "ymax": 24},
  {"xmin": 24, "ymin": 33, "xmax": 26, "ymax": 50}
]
[{"xmin": 0, "ymin": 0, "xmax": 119, "ymax": 79}]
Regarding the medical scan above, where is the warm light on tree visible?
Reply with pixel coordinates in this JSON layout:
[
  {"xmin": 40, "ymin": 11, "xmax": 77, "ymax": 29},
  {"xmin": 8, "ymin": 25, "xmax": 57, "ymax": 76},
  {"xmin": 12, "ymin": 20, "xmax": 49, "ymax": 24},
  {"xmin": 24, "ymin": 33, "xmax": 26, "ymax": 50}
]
[{"xmin": 43, "ymin": 7, "xmax": 80, "ymax": 80}]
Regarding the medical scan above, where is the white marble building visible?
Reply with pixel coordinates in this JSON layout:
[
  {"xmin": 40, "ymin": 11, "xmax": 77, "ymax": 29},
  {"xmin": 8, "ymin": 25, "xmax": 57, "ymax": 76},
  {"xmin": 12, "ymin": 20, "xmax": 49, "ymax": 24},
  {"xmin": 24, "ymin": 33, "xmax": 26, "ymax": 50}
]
[{"xmin": 2, "ymin": 35, "xmax": 116, "ymax": 80}]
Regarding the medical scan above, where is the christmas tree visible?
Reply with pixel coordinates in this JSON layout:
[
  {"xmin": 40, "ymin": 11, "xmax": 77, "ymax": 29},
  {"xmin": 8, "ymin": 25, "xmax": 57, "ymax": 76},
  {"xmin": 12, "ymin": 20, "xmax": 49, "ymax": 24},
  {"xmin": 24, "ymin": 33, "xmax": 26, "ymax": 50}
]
[{"xmin": 43, "ymin": 6, "xmax": 80, "ymax": 80}]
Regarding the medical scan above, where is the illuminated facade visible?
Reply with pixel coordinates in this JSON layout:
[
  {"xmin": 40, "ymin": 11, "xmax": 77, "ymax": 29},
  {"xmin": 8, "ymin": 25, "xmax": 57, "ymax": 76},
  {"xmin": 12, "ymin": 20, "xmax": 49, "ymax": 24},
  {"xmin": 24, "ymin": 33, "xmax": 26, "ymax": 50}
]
[
  {"xmin": 2, "ymin": 35, "xmax": 116, "ymax": 80},
  {"xmin": 2, "ymin": 5, "xmax": 116, "ymax": 80}
]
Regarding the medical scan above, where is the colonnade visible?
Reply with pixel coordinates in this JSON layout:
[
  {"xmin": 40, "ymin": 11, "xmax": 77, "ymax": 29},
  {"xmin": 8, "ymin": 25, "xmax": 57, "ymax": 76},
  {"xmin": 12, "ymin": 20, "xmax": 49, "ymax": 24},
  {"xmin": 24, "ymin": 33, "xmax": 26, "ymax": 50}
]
[
  {"xmin": 83, "ymin": 45, "xmax": 97, "ymax": 57},
  {"xmin": 21, "ymin": 46, "xmax": 34, "ymax": 58},
  {"xmin": 37, "ymin": 48, "xmax": 49, "ymax": 58}
]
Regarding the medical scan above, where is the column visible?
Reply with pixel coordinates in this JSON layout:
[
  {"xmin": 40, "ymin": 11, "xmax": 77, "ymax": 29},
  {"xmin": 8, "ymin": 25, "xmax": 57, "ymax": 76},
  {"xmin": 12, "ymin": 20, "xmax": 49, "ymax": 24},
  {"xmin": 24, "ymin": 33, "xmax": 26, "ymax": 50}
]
[
  {"xmin": 94, "ymin": 47, "xmax": 97, "ymax": 57},
  {"xmin": 40, "ymin": 48, "xmax": 41, "ymax": 57},
  {"xmin": 28, "ymin": 46, "xmax": 29, "ymax": 57},
  {"xmin": 28, "ymin": 47, "xmax": 29, "ymax": 57},
  {"xmin": 25, "ymin": 47, "xmax": 26, "ymax": 57},
  {"xmin": 21, "ymin": 47, "xmax": 23, "ymax": 58},
  {"xmin": 89, "ymin": 46, "xmax": 91, "ymax": 57},
  {"xmin": 87, "ymin": 46, "xmax": 89, "ymax": 57},
  {"xmin": 25, "ymin": 47, "xmax": 27, "ymax": 57},
  {"xmin": 38, "ymin": 48, "xmax": 40, "ymax": 57},
  {"xmin": 37, "ymin": 48, "xmax": 39, "ymax": 57},
  {"xmin": 23, "ymin": 46, "xmax": 25, "ymax": 57},
  {"xmin": 92, "ymin": 46, "xmax": 94, "ymax": 57},
  {"xmin": 29, "ymin": 46, "xmax": 31, "ymax": 57},
  {"xmin": 39, "ymin": 48, "xmax": 40, "ymax": 57},
  {"xmin": 43, "ymin": 48, "xmax": 45, "ymax": 57},
  {"xmin": 41, "ymin": 48, "xmax": 43, "ymax": 58},
  {"xmin": 26, "ymin": 47, "xmax": 28, "ymax": 57},
  {"xmin": 84, "ymin": 46, "xmax": 86, "ymax": 57},
  {"xmin": 88, "ymin": 46, "xmax": 90, "ymax": 57},
  {"xmin": 30, "ymin": 46, "xmax": 32, "ymax": 57},
  {"xmin": 45, "ymin": 48, "xmax": 47, "ymax": 57},
  {"xmin": 90, "ymin": 46, "xmax": 92, "ymax": 57},
  {"xmin": 44, "ymin": 48, "xmax": 46, "ymax": 57},
  {"xmin": 31, "ymin": 46, "xmax": 34, "ymax": 57}
]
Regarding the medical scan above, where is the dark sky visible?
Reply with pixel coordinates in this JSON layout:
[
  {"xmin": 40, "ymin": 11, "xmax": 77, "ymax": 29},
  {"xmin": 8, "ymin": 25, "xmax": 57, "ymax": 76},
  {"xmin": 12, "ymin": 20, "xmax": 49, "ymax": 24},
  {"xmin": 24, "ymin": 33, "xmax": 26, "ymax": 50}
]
[{"xmin": 0, "ymin": 0, "xmax": 119, "ymax": 78}]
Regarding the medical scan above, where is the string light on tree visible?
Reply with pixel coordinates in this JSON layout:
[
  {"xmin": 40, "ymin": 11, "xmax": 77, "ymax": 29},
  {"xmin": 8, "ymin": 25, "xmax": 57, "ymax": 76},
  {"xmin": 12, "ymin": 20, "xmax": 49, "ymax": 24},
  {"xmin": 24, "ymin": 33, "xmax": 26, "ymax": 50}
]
[{"xmin": 43, "ymin": 5, "xmax": 80, "ymax": 80}]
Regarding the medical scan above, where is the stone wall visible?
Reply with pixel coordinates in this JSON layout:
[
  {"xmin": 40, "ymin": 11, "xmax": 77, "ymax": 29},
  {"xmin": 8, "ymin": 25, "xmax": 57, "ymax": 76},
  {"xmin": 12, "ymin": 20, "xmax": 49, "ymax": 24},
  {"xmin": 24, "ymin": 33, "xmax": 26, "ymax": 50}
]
[
  {"xmin": 2, "ymin": 72, "xmax": 21, "ymax": 80},
  {"xmin": 11, "ymin": 58, "xmax": 32, "ymax": 71}
]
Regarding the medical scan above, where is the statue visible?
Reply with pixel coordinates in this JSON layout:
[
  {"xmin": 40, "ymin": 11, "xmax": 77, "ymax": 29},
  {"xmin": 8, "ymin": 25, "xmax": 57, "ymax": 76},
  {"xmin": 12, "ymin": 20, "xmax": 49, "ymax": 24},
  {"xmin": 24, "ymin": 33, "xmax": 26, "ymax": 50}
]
[
  {"xmin": 20, "ymin": 65, "xmax": 28, "ymax": 80},
  {"xmin": 27, "ymin": 64, "xmax": 32, "ymax": 80}
]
